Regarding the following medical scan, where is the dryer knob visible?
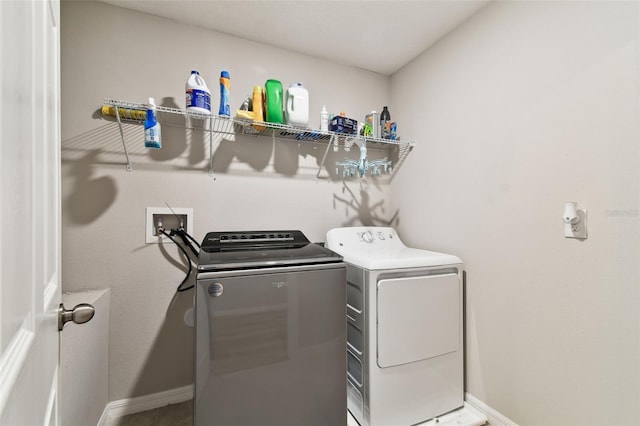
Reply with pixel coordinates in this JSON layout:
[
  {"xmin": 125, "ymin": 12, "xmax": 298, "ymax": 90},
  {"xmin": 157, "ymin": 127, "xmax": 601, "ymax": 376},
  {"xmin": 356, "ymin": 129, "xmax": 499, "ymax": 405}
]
[{"xmin": 361, "ymin": 231, "xmax": 374, "ymax": 243}]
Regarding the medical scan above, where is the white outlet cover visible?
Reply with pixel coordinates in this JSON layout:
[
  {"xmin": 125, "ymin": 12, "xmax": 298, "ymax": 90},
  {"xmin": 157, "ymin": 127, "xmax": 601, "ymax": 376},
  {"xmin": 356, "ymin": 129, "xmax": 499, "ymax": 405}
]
[
  {"xmin": 145, "ymin": 207, "xmax": 194, "ymax": 244},
  {"xmin": 564, "ymin": 209, "xmax": 587, "ymax": 239}
]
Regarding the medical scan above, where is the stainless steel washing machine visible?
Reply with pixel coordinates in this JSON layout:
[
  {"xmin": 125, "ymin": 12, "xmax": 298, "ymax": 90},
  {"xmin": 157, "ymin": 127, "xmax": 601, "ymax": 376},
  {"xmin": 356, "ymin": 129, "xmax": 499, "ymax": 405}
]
[
  {"xmin": 327, "ymin": 227, "xmax": 486, "ymax": 426},
  {"xmin": 195, "ymin": 230, "xmax": 347, "ymax": 426}
]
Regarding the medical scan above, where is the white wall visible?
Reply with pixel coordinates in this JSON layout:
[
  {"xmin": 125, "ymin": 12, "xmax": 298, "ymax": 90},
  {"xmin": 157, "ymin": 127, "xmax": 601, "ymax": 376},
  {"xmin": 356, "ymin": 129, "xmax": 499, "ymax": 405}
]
[
  {"xmin": 60, "ymin": 1, "xmax": 394, "ymax": 401},
  {"xmin": 391, "ymin": 1, "xmax": 639, "ymax": 425}
]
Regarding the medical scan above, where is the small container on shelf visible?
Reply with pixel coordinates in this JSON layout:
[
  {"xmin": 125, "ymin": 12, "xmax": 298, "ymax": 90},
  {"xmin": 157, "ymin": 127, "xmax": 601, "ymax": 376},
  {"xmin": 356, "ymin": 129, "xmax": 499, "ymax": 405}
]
[{"xmin": 329, "ymin": 114, "xmax": 357, "ymax": 135}]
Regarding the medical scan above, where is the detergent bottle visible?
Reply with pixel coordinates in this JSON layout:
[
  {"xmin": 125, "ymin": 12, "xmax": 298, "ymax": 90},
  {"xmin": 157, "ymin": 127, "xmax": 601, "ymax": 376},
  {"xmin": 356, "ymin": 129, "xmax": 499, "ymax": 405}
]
[
  {"xmin": 185, "ymin": 70, "xmax": 211, "ymax": 114},
  {"xmin": 264, "ymin": 79, "xmax": 283, "ymax": 124},
  {"xmin": 285, "ymin": 82, "xmax": 309, "ymax": 127},
  {"xmin": 144, "ymin": 97, "xmax": 161, "ymax": 149},
  {"xmin": 218, "ymin": 71, "xmax": 230, "ymax": 117}
]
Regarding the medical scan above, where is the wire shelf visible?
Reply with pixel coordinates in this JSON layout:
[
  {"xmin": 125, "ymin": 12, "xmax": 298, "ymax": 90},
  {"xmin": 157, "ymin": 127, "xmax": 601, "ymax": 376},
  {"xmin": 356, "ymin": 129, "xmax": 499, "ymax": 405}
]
[{"xmin": 102, "ymin": 98, "xmax": 414, "ymax": 179}]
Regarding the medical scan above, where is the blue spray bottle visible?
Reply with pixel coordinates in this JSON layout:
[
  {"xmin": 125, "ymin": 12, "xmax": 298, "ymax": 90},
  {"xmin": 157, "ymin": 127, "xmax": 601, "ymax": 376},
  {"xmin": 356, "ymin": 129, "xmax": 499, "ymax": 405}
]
[{"xmin": 144, "ymin": 97, "xmax": 161, "ymax": 149}]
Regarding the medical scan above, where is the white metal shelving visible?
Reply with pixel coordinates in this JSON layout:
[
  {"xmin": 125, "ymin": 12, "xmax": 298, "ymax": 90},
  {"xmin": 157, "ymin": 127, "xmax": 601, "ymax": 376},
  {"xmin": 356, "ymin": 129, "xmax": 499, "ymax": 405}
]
[{"xmin": 102, "ymin": 98, "xmax": 414, "ymax": 179}]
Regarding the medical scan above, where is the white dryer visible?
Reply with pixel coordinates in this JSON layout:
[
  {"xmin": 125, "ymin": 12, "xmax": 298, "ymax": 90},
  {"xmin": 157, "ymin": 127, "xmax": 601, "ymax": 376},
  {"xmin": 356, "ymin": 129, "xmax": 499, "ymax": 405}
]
[{"xmin": 326, "ymin": 227, "xmax": 486, "ymax": 426}]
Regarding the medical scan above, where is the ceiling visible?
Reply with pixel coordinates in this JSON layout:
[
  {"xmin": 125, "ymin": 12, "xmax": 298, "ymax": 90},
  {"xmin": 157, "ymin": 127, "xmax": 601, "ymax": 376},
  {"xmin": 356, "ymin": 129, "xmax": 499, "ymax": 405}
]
[{"xmin": 97, "ymin": 0, "xmax": 489, "ymax": 76}]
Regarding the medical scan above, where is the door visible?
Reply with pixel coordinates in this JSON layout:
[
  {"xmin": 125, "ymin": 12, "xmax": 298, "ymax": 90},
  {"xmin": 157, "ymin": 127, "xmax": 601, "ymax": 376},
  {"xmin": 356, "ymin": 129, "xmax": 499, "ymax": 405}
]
[{"xmin": 0, "ymin": 0, "xmax": 61, "ymax": 424}]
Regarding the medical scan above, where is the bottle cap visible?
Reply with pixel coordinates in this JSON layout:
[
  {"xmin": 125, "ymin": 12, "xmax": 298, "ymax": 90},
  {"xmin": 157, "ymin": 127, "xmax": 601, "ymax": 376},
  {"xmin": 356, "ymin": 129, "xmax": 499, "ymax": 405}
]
[
  {"xmin": 191, "ymin": 70, "xmax": 199, "ymax": 75},
  {"xmin": 148, "ymin": 97, "xmax": 156, "ymax": 107},
  {"xmin": 221, "ymin": 70, "xmax": 230, "ymax": 78}
]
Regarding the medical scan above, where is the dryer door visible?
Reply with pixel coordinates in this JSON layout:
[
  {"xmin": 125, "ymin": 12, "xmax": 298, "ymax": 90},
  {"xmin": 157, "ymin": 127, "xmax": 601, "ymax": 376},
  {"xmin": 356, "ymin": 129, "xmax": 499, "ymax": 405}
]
[{"xmin": 377, "ymin": 273, "xmax": 460, "ymax": 368}]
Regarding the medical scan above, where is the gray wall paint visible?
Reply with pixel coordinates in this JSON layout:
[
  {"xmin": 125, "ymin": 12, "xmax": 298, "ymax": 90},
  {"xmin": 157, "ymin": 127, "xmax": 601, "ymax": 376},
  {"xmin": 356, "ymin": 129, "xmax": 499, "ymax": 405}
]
[
  {"xmin": 61, "ymin": 1, "xmax": 394, "ymax": 401},
  {"xmin": 391, "ymin": 1, "xmax": 639, "ymax": 425}
]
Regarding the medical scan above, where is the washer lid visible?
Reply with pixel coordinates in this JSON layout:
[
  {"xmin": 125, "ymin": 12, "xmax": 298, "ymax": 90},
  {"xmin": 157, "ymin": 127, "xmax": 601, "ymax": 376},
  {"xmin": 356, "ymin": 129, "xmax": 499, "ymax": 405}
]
[
  {"xmin": 198, "ymin": 230, "xmax": 343, "ymax": 271},
  {"xmin": 326, "ymin": 226, "xmax": 461, "ymax": 270}
]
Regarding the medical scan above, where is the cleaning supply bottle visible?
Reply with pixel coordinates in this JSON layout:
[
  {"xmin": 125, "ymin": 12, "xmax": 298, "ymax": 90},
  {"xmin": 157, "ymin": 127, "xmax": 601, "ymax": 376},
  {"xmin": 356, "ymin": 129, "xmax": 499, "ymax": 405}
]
[
  {"xmin": 185, "ymin": 70, "xmax": 211, "ymax": 114},
  {"xmin": 251, "ymin": 85, "xmax": 265, "ymax": 131},
  {"xmin": 320, "ymin": 105, "xmax": 329, "ymax": 132},
  {"xmin": 264, "ymin": 79, "xmax": 283, "ymax": 123},
  {"xmin": 365, "ymin": 110, "xmax": 379, "ymax": 138},
  {"xmin": 380, "ymin": 106, "xmax": 391, "ymax": 139},
  {"xmin": 218, "ymin": 71, "xmax": 230, "ymax": 118},
  {"xmin": 285, "ymin": 82, "xmax": 309, "ymax": 127},
  {"xmin": 144, "ymin": 97, "xmax": 161, "ymax": 149}
]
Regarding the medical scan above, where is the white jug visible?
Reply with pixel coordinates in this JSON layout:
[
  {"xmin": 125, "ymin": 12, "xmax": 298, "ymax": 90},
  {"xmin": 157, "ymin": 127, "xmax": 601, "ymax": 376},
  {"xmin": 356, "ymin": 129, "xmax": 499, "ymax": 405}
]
[
  {"xmin": 185, "ymin": 70, "xmax": 211, "ymax": 114},
  {"xmin": 285, "ymin": 83, "xmax": 309, "ymax": 127}
]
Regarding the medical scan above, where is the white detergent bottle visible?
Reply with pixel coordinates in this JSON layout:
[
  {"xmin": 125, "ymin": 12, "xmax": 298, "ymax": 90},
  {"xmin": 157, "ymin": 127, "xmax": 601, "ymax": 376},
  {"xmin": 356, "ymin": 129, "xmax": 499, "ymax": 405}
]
[
  {"xmin": 185, "ymin": 70, "xmax": 211, "ymax": 114},
  {"xmin": 285, "ymin": 82, "xmax": 309, "ymax": 127}
]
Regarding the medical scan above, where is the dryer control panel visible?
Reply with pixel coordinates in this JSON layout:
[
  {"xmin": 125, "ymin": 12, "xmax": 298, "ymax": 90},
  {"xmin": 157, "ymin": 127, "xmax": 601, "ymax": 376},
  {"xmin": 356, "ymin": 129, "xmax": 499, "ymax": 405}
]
[
  {"xmin": 357, "ymin": 229, "xmax": 394, "ymax": 244},
  {"xmin": 326, "ymin": 227, "xmax": 462, "ymax": 271},
  {"xmin": 328, "ymin": 227, "xmax": 399, "ymax": 248}
]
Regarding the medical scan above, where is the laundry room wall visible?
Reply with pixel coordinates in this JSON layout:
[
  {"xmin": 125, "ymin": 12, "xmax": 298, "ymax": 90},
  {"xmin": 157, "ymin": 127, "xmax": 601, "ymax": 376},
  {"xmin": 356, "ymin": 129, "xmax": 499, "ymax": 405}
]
[
  {"xmin": 60, "ymin": 1, "xmax": 394, "ymax": 402},
  {"xmin": 391, "ymin": 1, "xmax": 639, "ymax": 425}
]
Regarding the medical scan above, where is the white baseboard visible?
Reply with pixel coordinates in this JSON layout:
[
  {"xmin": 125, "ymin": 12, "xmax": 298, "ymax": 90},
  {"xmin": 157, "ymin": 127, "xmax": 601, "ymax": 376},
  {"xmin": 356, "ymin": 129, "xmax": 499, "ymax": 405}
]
[
  {"xmin": 97, "ymin": 384, "xmax": 193, "ymax": 426},
  {"xmin": 97, "ymin": 387, "xmax": 510, "ymax": 426},
  {"xmin": 465, "ymin": 393, "xmax": 519, "ymax": 426}
]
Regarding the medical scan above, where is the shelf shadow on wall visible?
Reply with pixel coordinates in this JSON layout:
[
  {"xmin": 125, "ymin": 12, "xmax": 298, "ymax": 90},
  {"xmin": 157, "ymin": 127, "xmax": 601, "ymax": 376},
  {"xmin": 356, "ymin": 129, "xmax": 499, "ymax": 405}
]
[
  {"xmin": 333, "ymin": 181, "xmax": 400, "ymax": 227},
  {"xmin": 62, "ymin": 110, "xmax": 401, "ymax": 226},
  {"xmin": 94, "ymin": 97, "xmax": 208, "ymax": 166},
  {"xmin": 211, "ymin": 133, "xmax": 395, "ymax": 181},
  {"xmin": 210, "ymin": 132, "xmax": 324, "ymax": 177},
  {"xmin": 62, "ymin": 123, "xmax": 130, "ymax": 226},
  {"xmin": 63, "ymin": 148, "xmax": 117, "ymax": 225}
]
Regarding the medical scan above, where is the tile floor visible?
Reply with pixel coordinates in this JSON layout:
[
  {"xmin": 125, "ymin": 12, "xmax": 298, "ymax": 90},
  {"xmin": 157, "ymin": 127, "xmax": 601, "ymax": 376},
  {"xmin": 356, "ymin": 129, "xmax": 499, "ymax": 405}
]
[
  {"xmin": 106, "ymin": 401, "xmax": 358, "ymax": 426},
  {"xmin": 106, "ymin": 400, "xmax": 192, "ymax": 426},
  {"xmin": 106, "ymin": 401, "xmax": 484, "ymax": 426}
]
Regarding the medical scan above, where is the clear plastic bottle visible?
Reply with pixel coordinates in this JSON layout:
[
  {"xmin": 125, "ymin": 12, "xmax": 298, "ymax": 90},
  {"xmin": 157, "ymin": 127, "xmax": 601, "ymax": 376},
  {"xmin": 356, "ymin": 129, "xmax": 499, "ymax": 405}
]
[
  {"xmin": 185, "ymin": 70, "xmax": 211, "ymax": 114},
  {"xmin": 320, "ymin": 105, "xmax": 329, "ymax": 132},
  {"xmin": 144, "ymin": 97, "xmax": 161, "ymax": 149}
]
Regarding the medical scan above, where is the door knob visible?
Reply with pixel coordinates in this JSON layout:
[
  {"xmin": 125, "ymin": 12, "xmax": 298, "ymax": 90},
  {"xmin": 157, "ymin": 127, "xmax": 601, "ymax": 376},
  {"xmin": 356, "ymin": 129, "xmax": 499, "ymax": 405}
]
[{"xmin": 58, "ymin": 303, "xmax": 95, "ymax": 331}]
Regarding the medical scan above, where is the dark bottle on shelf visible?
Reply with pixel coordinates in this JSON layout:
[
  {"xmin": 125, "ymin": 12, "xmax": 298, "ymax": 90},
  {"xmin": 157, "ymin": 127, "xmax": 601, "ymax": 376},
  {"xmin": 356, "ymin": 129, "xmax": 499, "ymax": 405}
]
[{"xmin": 380, "ymin": 106, "xmax": 391, "ymax": 139}]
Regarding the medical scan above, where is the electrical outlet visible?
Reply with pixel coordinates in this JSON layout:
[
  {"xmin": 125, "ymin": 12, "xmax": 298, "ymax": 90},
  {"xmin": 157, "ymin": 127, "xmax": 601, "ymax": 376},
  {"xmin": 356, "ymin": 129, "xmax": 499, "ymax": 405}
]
[
  {"xmin": 145, "ymin": 207, "xmax": 194, "ymax": 244},
  {"xmin": 564, "ymin": 209, "xmax": 587, "ymax": 239}
]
